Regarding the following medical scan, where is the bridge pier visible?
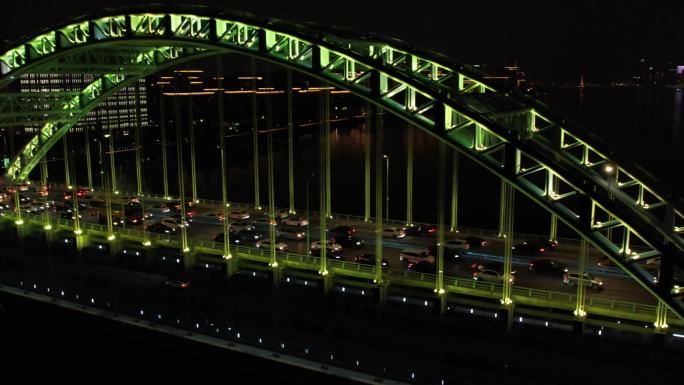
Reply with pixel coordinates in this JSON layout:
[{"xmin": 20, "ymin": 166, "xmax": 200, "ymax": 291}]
[
  {"xmin": 270, "ymin": 265, "xmax": 283, "ymax": 286},
  {"xmin": 376, "ymin": 283, "xmax": 388, "ymax": 306}
]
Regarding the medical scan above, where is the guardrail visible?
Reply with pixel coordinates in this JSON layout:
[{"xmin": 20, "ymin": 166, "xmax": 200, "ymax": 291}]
[{"xmin": 4, "ymin": 206, "xmax": 681, "ymax": 327}]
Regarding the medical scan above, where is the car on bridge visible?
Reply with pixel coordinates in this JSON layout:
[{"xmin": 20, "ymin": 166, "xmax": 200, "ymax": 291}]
[
  {"xmin": 528, "ymin": 258, "xmax": 568, "ymax": 275},
  {"xmin": 407, "ymin": 260, "xmax": 436, "ymax": 274},
  {"xmin": 256, "ymin": 239, "xmax": 288, "ymax": 252},
  {"xmin": 157, "ymin": 217, "xmax": 188, "ymax": 230},
  {"xmin": 283, "ymin": 216, "xmax": 309, "ymax": 226},
  {"xmin": 426, "ymin": 244, "xmax": 461, "ymax": 261},
  {"xmin": 311, "ymin": 240, "xmax": 343, "ymax": 253},
  {"xmin": 332, "ymin": 235, "xmax": 365, "ymax": 249},
  {"xmin": 310, "ymin": 247, "xmax": 343, "ymax": 259},
  {"xmin": 229, "ymin": 211, "xmax": 250, "ymax": 220},
  {"xmin": 327, "ymin": 225, "xmax": 356, "ymax": 236},
  {"xmin": 473, "ymin": 269, "xmax": 515, "ymax": 285},
  {"xmin": 197, "ymin": 211, "xmax": 224, "ymax": 224},
  {"xmin": 353, "ymin": 253, "xmax": 389, "ymax": 268},
  {"xmin": 464, "ymin": 235, "xmax": 488, "ymax": 249},
  {"xmin": 563, "ymin": 272, "xmax": 604, "ymax": 290},
  {"xmin": 277, "ymin": 226, "xmax": 306, "ymax": 240},
  {"xmin": 214, "ymin": 229, "xmax": 262, "ymax": 245},
  {"xmin": 403, "ymin": 224, "xmax": 437, "ymax": 237},
  {"xmin": 230, "ymin": 221, "xmax": 254, "ymax": 233},
  {"xmin": 382, "ymin": 227, "xmax": 405, "ymax": 239},
  {"xmin": 512, "ymin": 241, "xmax": 546, "ymax": 257},
  {"xmin": 400, "ymin": 248, "xmax": 435, "ymax": 264},
  {"xmin": 146, "ymin": 223, "xmax": 177, "ymax": 235},
  {"xmin": 147, "ymin": 203, "xmax": 172, "ymax": 215},
  {"xmin": 165, "ymin": 279, "xmax": 190, "ymax": 289},
  {"xmin": 263, "ymin": 209, "xmax": 289, "ymax": 220}
]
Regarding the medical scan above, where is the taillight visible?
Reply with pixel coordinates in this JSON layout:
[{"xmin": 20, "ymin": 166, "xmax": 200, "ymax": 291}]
[{"xmin": 539, "ymin": 248, "xmax": 545, "ymax": 252}]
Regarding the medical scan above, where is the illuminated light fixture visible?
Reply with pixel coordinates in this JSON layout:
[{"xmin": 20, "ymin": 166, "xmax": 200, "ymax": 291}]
[
  {"xmin": 257, "ymin": 87, "xmax": 275, "ymax": 91},
  {"xmin": 142, "ymin": 240, "xmax": 151, "ymax": 246},
  {"xmin": 573, "ymin": 309, "xmax": 587, "ymax": 318},
  {"xmin": 319, "ymin": 270, "xmax": 328, "ymax": 276},
  {"xmin": 224, "ymin": 90, "xmax": 254, "ymax": 94},
  {"xmin": 189, "ymin": 81, "xmax": 203, "ymax": 85},
  {"xmin": 330, "ymin": 90, "xmax": 351, "ymax": 94},
  {"xmin": 500, "ymin": 298, "xmax": 513, "ymax": 306},
  {"xmin": 74, "ymin": 229, "xmax": 83, "ymax": 235},
  {"xmin": 14, "ymin": 219, "xmax": 24, "ymax": 225},
  {"xmin": 182, "ymin": 247, "xmax": 190, "ymax": 253},
  {"xmin": 43, "ymin": 224, "xmax": 52, "ymax": 230},
  {"xmin": 222, "ymin": 254, "xmax": 232, "ymax": 260},
  {"xmin": 603, "ymin": 163, "xmax": 615, "ymax": 175},
  {"xmin": 107, "ymin": 234, "xmax": 116, "ymax": 241},
  {"xmin": 114, "ymin": 191, "xmax": 120, "ymax": 195},
  {"xmin": 269, "ymin": 261, "xmax": 279, "ymax": 268},
  {"xmin": 175, "ymin": 70, "xmax": 204, "ymax": 73},
  {"xmin": 163, "ymin": 92, "xmax": 213, "ymax": 96},
  {"xmin": 237, "ymin": 76, "xmax": 263, "ymax": 80}
]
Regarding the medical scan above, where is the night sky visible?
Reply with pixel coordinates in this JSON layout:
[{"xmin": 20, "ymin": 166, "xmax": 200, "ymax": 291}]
[{"xmin": 1, "ymin": 0, "xmax": 682, "ymax": 82}]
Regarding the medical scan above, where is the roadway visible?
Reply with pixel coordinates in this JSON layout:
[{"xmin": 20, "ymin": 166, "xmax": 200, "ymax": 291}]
[{"xmin": 10, "ymin": 185, "xmax": 660, "ymax": 305}]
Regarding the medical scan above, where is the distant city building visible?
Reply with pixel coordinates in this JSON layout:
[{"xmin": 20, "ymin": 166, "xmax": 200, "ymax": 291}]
[{"xmin": 19, "ymin": 74, "xmax": 148, "ymax": 134}]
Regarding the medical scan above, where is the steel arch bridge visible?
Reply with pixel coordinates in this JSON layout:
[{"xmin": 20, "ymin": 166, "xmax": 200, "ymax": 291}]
[{"xmin": 1, "ymin": 4, "xmax": 683, "ymax": 327}]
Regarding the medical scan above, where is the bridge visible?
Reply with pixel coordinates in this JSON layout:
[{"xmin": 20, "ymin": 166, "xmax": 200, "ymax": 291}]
[{"xmin": 1, "ymin": 3, "xmax": 683, "ymax": 371}]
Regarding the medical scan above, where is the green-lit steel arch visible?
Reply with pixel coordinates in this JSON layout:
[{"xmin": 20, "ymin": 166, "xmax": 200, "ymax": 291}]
[{"xmin": 1, "ymin": 4, "xmax": 683, "ymax": 320}]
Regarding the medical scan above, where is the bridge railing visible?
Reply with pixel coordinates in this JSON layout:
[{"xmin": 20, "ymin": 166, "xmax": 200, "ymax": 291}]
[{"xmin": 4, "ymin": 209, "xmax": 679, "ymax": 327}]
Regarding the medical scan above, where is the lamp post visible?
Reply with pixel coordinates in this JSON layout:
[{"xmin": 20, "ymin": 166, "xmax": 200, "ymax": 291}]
[
  {"xmin": 93, "ymin": 138, "xmax": 104, "ymax": 190},
  {"xmin": 603, "ymin": 163, "xmax": 615, "ymax": 200},
  {"xmin": 306, "ymin": 173, "xmax": 315, "ymax": 254},
  {"xmin": 383, "ymin": 154, "xmax": 389, "ymax": 222}
]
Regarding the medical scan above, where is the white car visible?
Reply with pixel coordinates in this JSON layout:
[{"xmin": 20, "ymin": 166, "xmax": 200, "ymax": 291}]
[
  {"xmin": 148, "ymin": 203, "xmax": 171, "ymax": 215},
  {"xmin": 474, "ymin": 269, "xmax": 515, "ymax": 285},
  {"xmin": 310, "ymin": 240, "xmax": 343, "ymax": 253},
  {"xmin": 230, "ymin": 221, "xmax": 255, "ymax": 232},
  {"xmin": 283, "ymin": 217, "xmax": 309, "ymax": 226},
  {"xmin": 229, "ymin": 211, "xmax": 250, "ymax": 220},
  {"xmin": 256, "ymin": 239, "xmax": 288, "ymax": 252},
  {"xmin": 382, "ymin": 227, "xmax": 405, "ymax": 238},
  {"xmin": 159, "ymin": 217, "xmax": 188, "ymax": 229}
]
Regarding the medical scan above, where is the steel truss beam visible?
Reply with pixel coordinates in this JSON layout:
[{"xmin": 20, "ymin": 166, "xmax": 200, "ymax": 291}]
[{"xmin": 1, "ymin": 6, "xmax": 682, "ymax": 321}]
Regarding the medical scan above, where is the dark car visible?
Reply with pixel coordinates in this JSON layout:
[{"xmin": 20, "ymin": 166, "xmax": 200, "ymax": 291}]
[
  {"xmin": 512, "ymin": 241, "xmax": 546, "ymax": 257},
  {"xmin": 427, "ymin": 244, "xmax": 461, "ymax": 261},
  {"xmin": 328, "ymin": 225, "xmax": 356, "ymax": 236},
  {"xmin": 146, "ymin": 223, "xmax": 177, "ymax": 234},
  {"xmin": 333, "ymin": 235, "xmax": 365, "ymax": 249},
  {"xmin": 353, "ymin": 253, "xmax": 389, "ymax": 268},
  {"xmin": 407, "ymin": 260, "xmax": 437, "ymax": 274},
  {"xmin": 310, "ymin": 248, "xmax": 343, "ymax": 259},
  {"xmin": 465, "ymin": 236, "xmax": 488, "ymax": 250},
  {"xmin": 214, "ymin": 229, "xmax": 263, "ymax": 245},
  {"xmin": 528, "ymin": 258, "xmax": 568, "ymax": 275},
  {"xmin": 404, "ymin": 224, "xmax": 437, "ymax": 237}
]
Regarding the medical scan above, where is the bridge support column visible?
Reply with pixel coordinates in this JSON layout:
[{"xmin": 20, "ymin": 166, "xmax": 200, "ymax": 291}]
[
  {"xmin": 322, "ymin": 86, "xmax": 332, "ymax": 219},
  {"xmin": 250, "ymin": 57, "xmax": 261, "ymax": 210},
  {"xmin": 318, "ymin": 95, "xmax": 329, "ymax": 276},
  {"xmin": 134, "ymin": 82, "xmax": 144, "ymax": 197},
  {"xmin": 108, "ymin": 237, "xmax": 123, "ymax": 263},
  {"xmin": 364, "ymin": 101, "xmax": 371, "ymax": 222},
  {"xmin": 435, "ymin": 142, "xmax": 446, "ymax": 299},
  {"xmin": 62, "ymin": 137, "xmax": 71, "ymax": 187},
  {"xmin": 85, "ymin": 127, "xmax": 93, "ymax": 190},
  {"xmin": 500, "ymin": 181, "xmax": 514, "ymax": 306},
  {"xmin": 374, "ymin": 105, "xmax": 384, "ymax": 283},
  {"xmin": 224, "ymin": 255, "xmax": 237, "ymax": 278},
  {"xmin": 173, "ymin": 85, "xmax": 189, "ymax": 253},
  {"xmin": 450, "ymin": 150, "xmax": 459, "ymax": 232},
  {"xmin": 216, "ymin": 51, "xmax": 232, "ymax": 258},
  {"xmin": 574, "ymin": 238, "xmax": 589, "ymax": 320},
  {"xmin": 159, "ymin": 89, "xmax": 170, "ymax": 199},
  {"xmin": 271, "ymin": 265, "xmax": 283, "ymax": 287},
  {"xmin": 40, "ymin": 158, "xmax": 51, "ymax": 230},
  {"xmin": 188, "ymin": 94, "xmax": 198, "ymax": 203},
  {"xmin": 376, "ymin": 283, "xmax": 388, "ymax": 306},
  {"xmin": 654, "ymin": 300, "xmax": 669, "ymax": 333},
  {"xmin": 266, "ymin": 66, "xmax": 277, "ymax": 269},
  {"xmin": 108, "ymin": 120, "xmax": 117, "ymax": 194},
  {"xmin": 286, "ymin": 68, "xmax": 295, "ymax": 215},
  {"xmin": 406, "ymin": 125, "xmax": 413, "ymax": 226},
  {"xmin": 183, "ymin": 249, "xmax": 197, "ymax": 271},
  {"xmin": 322, "ymin": 272, "xmax": 334, "ymax": 296}
]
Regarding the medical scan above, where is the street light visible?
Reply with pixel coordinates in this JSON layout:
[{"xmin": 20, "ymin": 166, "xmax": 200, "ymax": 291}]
[
  {"xmin": 306, "ymin": 173, "xmax": 316, "ymax": 254},
  {"xmin": 383, "ymin": 155, "xmax": 389, "ymax": 221},
  {"xmin": 603, "ymin": 163, "xmax": 615, "ymax": 200},
  {"xmin": 93, "ymin": 138, "xmax": 104, "ymax": 189}
]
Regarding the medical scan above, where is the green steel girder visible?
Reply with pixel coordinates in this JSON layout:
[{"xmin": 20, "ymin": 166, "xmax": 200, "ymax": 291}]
[
  {"xmin": 0, "ymin": 91, "xmax": 83, "ymax": 127},
  {"xmin": 1, "ymin": 4, "xmax": 683, "ymax": 322},
  {"xmin": 4, "ymin": 47, "xmax": 213, "ymax": 181}
]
